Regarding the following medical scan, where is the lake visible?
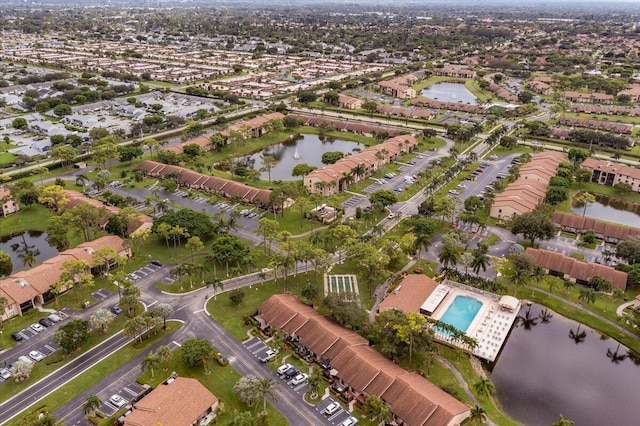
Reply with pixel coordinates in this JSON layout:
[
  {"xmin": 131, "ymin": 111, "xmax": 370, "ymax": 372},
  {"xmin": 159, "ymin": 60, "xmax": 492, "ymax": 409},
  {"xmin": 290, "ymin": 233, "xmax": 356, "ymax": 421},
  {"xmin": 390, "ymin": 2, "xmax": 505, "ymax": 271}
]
[
  {"xmin": 420, "ymin": 82, "xmax": 477, "ymax": 105},
  {"xmin": 491, "ymin": 303, "xmax": 640, "ymax": 426},
  {"xmin": 571, "ymin": 193, "xmax": 640, "ymax": 227},
  {"xmin": 0, "ymin": 230, "xmax": 58, "ymax": 273},
  {"xmin": 242, "ymin": 134, "xmax": 363, "ymax": 181}
]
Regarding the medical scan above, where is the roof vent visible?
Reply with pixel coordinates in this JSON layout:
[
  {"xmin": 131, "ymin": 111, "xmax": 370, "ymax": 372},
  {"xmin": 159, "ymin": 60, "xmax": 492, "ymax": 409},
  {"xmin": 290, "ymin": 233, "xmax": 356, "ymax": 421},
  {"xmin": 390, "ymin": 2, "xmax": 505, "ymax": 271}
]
[{"xmin": 394, "ymin": 285, "xmax": 402, "ymax": 295}]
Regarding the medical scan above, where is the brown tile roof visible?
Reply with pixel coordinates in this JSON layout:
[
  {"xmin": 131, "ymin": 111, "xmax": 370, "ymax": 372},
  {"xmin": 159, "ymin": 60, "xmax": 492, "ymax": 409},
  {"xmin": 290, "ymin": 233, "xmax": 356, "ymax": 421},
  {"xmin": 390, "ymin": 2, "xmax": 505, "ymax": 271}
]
[
  {"xmin": 257, "ymin": 295, "xmax": 470, "ymax": 425},
  {"xmin": 379, "ymin": 274, "xmax": 439, "ymax": 314},
  {"xmin": 525, "ymin": 247, "xmax": 627, "ymax": 290},
  {"xmin": 124, "ymin": 377, "xmax": 218, "ymax": 426},
  {"xmin": 552, "ymin": 211, "xmax": 640, "ymax": 241}
]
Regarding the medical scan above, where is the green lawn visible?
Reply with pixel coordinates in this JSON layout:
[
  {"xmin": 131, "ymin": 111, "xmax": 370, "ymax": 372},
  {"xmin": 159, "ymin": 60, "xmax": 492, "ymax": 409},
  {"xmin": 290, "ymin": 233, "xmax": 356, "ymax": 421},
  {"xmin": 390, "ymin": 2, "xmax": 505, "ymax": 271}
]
[{"xmin": 0, "ymin": 204, "xmax": 52, "ymax": 233}]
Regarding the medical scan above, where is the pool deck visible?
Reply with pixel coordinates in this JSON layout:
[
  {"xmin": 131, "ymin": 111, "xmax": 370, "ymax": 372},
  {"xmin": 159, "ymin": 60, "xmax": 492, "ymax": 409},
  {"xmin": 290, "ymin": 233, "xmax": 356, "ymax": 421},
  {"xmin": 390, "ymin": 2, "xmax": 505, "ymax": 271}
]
[{"xmin": 431, "ymin": 284, "xmax": 520, "ymax": 363}]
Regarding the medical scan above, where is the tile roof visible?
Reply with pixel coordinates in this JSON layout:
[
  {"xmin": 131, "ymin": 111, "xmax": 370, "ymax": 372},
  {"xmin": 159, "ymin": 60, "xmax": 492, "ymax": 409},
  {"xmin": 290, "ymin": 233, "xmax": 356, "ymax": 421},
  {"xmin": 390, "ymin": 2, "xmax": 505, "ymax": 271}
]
[{"xmin": 379, "ymin": 274, "xmax": 440, "ymax": 314}]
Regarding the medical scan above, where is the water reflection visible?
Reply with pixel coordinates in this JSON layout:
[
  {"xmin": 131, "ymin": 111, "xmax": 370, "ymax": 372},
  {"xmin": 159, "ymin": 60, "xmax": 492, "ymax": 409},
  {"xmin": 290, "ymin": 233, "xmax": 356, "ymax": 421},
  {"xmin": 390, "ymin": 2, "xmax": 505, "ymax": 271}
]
[
  {"xmin": 0, "ymin": 230, "xmax": 57, "ymax": 273},
  {"xmin": 492, "ymin": 303, "xmax": 640, "ymax": 425},
  {"xmin": 571, "ymin": 192, "xmax": 640, "ymax": 227},
  {"xmin": 240, "ymin": 133, "xmax": 363, "ymax": 181},
  {"xmin": 420, "ymin": 82, "xmax": 478, "ymax": 105},
  {"xmin": 515, "ymin": 306, "xmax": 538, "ymax": 330}
]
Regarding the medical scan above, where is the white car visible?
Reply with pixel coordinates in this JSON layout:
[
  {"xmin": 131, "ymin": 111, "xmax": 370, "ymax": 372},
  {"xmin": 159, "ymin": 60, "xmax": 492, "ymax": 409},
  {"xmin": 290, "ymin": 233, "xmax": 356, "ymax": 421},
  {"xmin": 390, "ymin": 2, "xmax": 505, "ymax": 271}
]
[
  {"xmin": 291, "ymin": 373, "xmax": 308, "ymax": 385},
  {"xmin": 339, "ymin": 416, "xmax": 359, "ymax": 426},
  {"xmin": 110, "ymin": 394, "xmax": 126, "ymax": 408},
  {"xmin": 277, "ymin": 363, "xmax": 293, "ymax": 376},
  {"xmin": 323, "ymin": 402, "xmax": 341, "ymax": 415},
  {"xmin": 29, "ymin": 350, "xmax": 46, "ymax": 362},
  {"xmin": 448, "ymin": 190, "xmax": 460, "ymax": 195},
  {"xmin": 0, "ymin": 368, "xmax": 11, "ymax": 380},
  {"xmin": 259, "ymin": 348, "xmax": 278, "ymax": 363},
  {"xmin": 30, "ymin": 323, "xmax": 45, "ymax": 333}
]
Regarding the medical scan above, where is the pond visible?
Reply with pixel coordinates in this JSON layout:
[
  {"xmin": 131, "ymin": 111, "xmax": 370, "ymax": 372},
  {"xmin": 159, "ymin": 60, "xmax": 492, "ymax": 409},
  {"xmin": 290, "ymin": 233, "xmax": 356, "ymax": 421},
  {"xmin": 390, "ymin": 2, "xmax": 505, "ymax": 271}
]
[
  {"xmin": 0, "ymin": 230, "xmax": 58, "ymax": 273},
  {"xmin": 420, "ymin": 82, "xmax": 477, "ymax": 105},
  {"xmin": 241, "ymin": 134, "xmax": 364, "ymax": 181},
  {"xmin": 491, "ymin": 303, "xmax": 640, "ymax": 426},
  {"xmin": 571, "ymin": 192, "xmax": 640, "ymax": 227}
]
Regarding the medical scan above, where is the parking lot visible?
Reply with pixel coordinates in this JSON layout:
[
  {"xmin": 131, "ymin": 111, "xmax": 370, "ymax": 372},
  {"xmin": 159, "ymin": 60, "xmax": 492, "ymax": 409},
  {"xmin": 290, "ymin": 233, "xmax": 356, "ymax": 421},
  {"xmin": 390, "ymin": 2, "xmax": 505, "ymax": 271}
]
[
  {"xmin": 98, "ymin": 382, "xmax": 147, "ymax": 417},
  {"xmin": 243, "ymin": 336, "xmax": 276, "ymax": 362},
  {"xmin": 126, "ymin": 262, "xmax": 163, "ymax": 282},
  {"xmin": 316, "ymin": 397, "xmax": 355, "ymax": 425}
]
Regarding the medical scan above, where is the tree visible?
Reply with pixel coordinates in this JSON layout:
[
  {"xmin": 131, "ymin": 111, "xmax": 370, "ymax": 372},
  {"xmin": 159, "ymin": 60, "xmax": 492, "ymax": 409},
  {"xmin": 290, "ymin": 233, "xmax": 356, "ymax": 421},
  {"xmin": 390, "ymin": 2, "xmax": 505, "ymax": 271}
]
[
  {"xmin": 474, "ymin": 378, "xmax": 495, "ymax": 396},
  {"xmin": 156, "ymin": 345, "xmax": 172, "ymax": 370},
  {"xmin": 141, "ymin": 351, "xmax": 160, "ymax": 379},
  {"xmin": 233, "ymin": 375, "xmax": 262, "ymax": 407},
  {"xmin": 306, "ymin": 373, "xmax": 322, "ymax": 399},
  {"xmin": 301, "ymin": 281, "xmax": 319, "ymax": 306},
  {"xmin": 362, "ymin": 395, "xmax": 389, "ymax": 422},
  {"xmin": 322, "ymin": 292, "xmax": 368, "ymax": 329},
  {"xmin": 51, "ymin": 145, "xmax": 78, "ymax": 169},
  {"xmin": 575, "ymin": 192, "xmax": 596, "ymax": 217},
  {"xmin": 46, "ymin": 216, "xmax": 70, "ymax": 251},
  {"xmin": 433, "ymin": 197, "xmax": 457, "ymax": 228},
  {"xmin": 153, "ymin": 303, "xmax": 174, "ymax": 330},
  {"xmin": 362, "ymin": 100, "xmax": 378, "ymax": 115},
  {"xmin": 292, "ymin": 163, "xmax": 316, "ymax": 177},
  {"xmin": 152, "ymin": 209, "xmax": 216, "ymax": 241},
  {"xmin": 38, "ymin": 184, "xmax": 69, "ymax": 212},
  {"xmin": 0, "ymin": 296, "xmax": 7, "ymax": 329},
  {"xmin": 469, "ymin": 405, "xmax": 487, "ymax": 425},
  {"xmin": 61, "ymin": 259, "xmax": 93, "ymax": 303},
  {"xmin": 574, "ymin": 168, "xmax": 592, "ymax": 187},
  {"xmin": 438, "ymin": 244, "xmax": 460, "ymax": 269},
  {"xmin": 260, "ymin": 155, "xmax": 278, "ymax": 183},
  {"xmin": 54, "ymin": 319, "xmax": 91, "ymax": 354},
  {"xmin": 369, "ymin": 189, "xmax": 398, "ymax": 211},
  {"xmin": 510, "ymin": 209, "xmax": 556, "ymax": 246},
  {"xmin": 323, "ymin": 90, "xmax": 339, "ymax": 105},
  {"xmin": 588, "ymin": 275, "xmax": 612, "ymax": 292},
  {"xmin": 517, "ymin": 91, "xmax": 534, "ymax": 103},
  {"xmin": 347, "ymin": 242, "xmax": 390, "ymax": 298},
  {"xmin": 321, "ymin": 151, "xmax": 344, "ymax": 165},
  {"xmin": 579, "ymin": 287, "xmax": 596, "ymax": 305},
  {"xmin": 0, "ymin": 251, "xmax": 12, "ymax": 277},
  {"xmin": 118, "ymin": 146, "xmax": 143, "ymax": 162},
  {"xmin": 229, "ymin": 288, "xmax": 245, "ymax": 306},
  {"xmin": 614, "ymin": 182, "xmax": 633, "ymax": 193},
  {"xmin": 12, "ymin": 117, "xmax": 28, "ymax": 130},
  {"xmin": 53, "ymin": 103, "xmax": 72, "ymax": 116},
  {"xmin": 393, "ymin": 312, "xmax": 432, "ymax": 371},
  {"xmin": 471, "ymin": 247, "xmax": 490, "ymax": 274},
  {"xmin": 257, "ymin": 376, "xmax": 279, "ymax": 414},
  {"xmin": 551, "ymin": 414, "xmax": 575, "ymax": 426},
  {"xmin": 90, "ymin": 308, "xmax": 114, "ymax": 333},
  {"xmin": 10, "ymin": 359, "xmax": 33, "ymax": 382},
  {"xmin": 616, "ymin": 236, "xmax": 640, "ymax": 265},
  {"xmin": 124, "ymin": 316, "xmax": 145, "ymax": 343},
  {"xmin": 256, "ymin": 217, "xmax": 280, "ymax": 255},
  {"xmin": 181, "ymin": 338, "xmax": 214, "ymax": 372},
  {"xmin": 83, "ymin": 395, "xmax": 102, "ymax": 417},
  {"xmin": 544, "ymin": 186, "xmax": 569, "ymax": 205},
  {"xmin": 567, "ymin": 148, "xmax": 590, "ymax": 166}
]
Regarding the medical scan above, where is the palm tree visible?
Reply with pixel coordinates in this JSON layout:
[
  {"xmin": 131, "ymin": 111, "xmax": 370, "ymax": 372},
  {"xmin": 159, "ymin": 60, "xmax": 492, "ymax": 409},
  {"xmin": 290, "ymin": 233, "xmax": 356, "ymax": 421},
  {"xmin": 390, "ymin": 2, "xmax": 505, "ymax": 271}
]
[
  {"xmin": 579, "ymin": 287, "xmax": 596, "ymax": 305},
  {"xmin": 569, "ymin": 324, "xmax": 587, "ymax": 344},
  {"xmin": 469, "ymin": 405, "xmax": 487, "ymax": 425},
  {"xmin": 510, "ymin": 267, "xmax": 529, "ymax": 298},
  {"xmin": 156, "ymin": 345, "xmax": 172, "ymax": 371},
  {"xmin": 141, "ymin": 351, "xmax": 160, "ymax": 379},
  {"xmin": 207, "ymin": 277, "xmax": 224, "ymax": 299},
  {"xmin": 76, "ymin": 174, "xmax": 89, "ymax": 192},
  {"xmin": 83, "ymin": 394, "xmax": 102, "ymax": 417},
  {"xmin": 551, "ymin": 414, "xmax": 575, "ymax": 426},
  {"xmin": 563, "ymin": 280, "xmax": 575, "ymax": 293},
  {"xmin": 471, "ymin": 249, "xmax": 490, "ymax": 275},
  {"xmin": 474, "ymin": 378, "xmax": 494, "ymax": 396},
  {"xmin": 257, "ymin": 376, "xmax": 279, "ymax": 414},
  {"xmin": 438, "ymin": 244, "xmax": 460, "ymax": 268}
]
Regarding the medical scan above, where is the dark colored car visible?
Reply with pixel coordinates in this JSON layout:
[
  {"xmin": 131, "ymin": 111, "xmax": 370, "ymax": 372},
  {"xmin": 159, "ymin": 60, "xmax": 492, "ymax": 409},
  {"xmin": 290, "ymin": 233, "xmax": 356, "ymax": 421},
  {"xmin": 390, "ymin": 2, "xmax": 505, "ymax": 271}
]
[
  {"xmin": 283, "ymin": 367, "xmax": 299, "ymax": 380},
  {"xmin": 39, "ymin": 317, "xmax": 53, "ymax": 327},
  {"xmin": 110, "ymin": 305, "xmax": 123, "ymax": 316},
  {"xmin": 151, "ymin": 260, "xmax": 163, "ymax": 267},
  {"xmin": 11, "ymin": 332, "xmax": 23, "ymax": 341}
]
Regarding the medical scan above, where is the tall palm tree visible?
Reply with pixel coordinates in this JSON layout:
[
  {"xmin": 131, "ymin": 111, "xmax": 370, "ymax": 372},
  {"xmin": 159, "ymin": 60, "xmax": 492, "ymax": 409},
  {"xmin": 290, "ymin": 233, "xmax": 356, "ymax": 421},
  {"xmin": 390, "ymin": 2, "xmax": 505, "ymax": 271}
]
[
  {"xmin": 579, "ymin": 287, "xmax": 596, "ymax": 305},
  {"xmin": 469, "ymin": 405, "xmax": 487, "ymax": 425},
  {"xmin": 257, "ymin": 376, "xmax": 279, "ymax": 414},
  {"xmin": 474, "ymin": 378, "xmax": 494, "ymax": 396},
  {"xmin": 438, "ymin": 244, "xmax": 460, "ymax": 268},
  {"xmin": 83, "ymin": 395, "xmax": 102, "ymax": 417},
  {"xmin": 510, "ymin": 267, "xmax": 529, "ymax": 298},
  {"xmin": 471, "ymin": 250, "xmax": 490, "ymax": 274},
  {"xmin": 156, "ymin": 345, "xmax": 172, "ymax": 371},
  {"xmin": 141, "ymin": 351, "xmax": 160, "ymax": 379}
]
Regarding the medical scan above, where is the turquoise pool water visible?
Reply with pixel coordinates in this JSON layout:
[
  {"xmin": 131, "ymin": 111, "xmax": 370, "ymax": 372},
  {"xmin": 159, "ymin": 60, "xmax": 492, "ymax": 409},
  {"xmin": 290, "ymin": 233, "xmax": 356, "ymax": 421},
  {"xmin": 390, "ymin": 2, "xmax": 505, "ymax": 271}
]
[{"xmin": 438, "ymin": 295, "xmax": 483, "ymax": 333}]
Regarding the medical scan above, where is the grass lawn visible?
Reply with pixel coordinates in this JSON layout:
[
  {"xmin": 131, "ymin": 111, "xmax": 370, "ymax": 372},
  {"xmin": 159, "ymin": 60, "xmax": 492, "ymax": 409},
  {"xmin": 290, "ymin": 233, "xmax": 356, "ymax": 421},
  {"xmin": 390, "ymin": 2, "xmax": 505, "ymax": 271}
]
[
  {"xmin": 7, "ymin": 322, "xmax": 182, "ymax": 426},
  {"xmin": 0, "ymin": 151, "xmax": 16, "ymax": 163},
  {"xmin": 0, "ymin": 204, "xmax": 53, "ymax": 233},
  {"xmin": 136, "ymin": 347, "xmax": 288, "ymax": 426}
]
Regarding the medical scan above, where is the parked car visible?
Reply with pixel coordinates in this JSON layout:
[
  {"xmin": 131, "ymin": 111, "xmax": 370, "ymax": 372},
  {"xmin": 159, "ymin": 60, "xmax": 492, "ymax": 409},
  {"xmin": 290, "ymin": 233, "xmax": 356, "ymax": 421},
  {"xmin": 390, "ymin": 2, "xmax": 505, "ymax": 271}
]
[
  {"xmin": 39, "ymin": 317, "xmax": 53, "ymax": 328},
  {"xmin": 29, "ymin": 350, "xmax": 46, "ymax": 362},
  {"xmin": 128, "ymin": 273, "xmax": 140, "ymax": 280},
  {"xmin": 151, "ymin": 260, "xmax": 163, "ymax": 267},
  {"xmin": 323, "ymin": 402, "xmax": 341, "ymax": 416},
  {"xmin": 110, "ymin": 305, "xmax": 123, "ymax": 316},
  {"xmin": 259, "ymin": 348, "xmax": 278, "ymax": 363},
  {"xmin": 448, "ymin": 190, "xmax": 460, "ymax": 195},
  {"xmin": 283, "ymin": 367, "xmax": 299, "ymax": 380},
  {"xmin": 339, "ymin": 416, "xmax": 359, "ymax": 426},
  {"xmin": 47, "ymin": 313, "xmax": 61, "ymax": 323},
  {"xmin": 30, "ymin": 323, "xmax": 45, "ymax": 333},
  {"xmin": 291, "ymin": 373, "xmax": 308, "ymax": 385},
  {"xmin": 18, "ymin": 355, "xmax": 34, "ymax": 365},
  {"xmin": 11, "ymin": 332, "xmax": 23, "ymax": 341},
  {"xmin": 215, "ymin": 352, "xmax": 229, "ymax": 366},
  {"xmin": 110, "ymin": 394, "xmax": 126, "ymax": 408},
  {"xmin": 0, "ymin": 368, "xmax": 11, "ymax": 380},
  {"xmin": 277, "ymin": 363, "xmax": 293, "ymax": 376}
]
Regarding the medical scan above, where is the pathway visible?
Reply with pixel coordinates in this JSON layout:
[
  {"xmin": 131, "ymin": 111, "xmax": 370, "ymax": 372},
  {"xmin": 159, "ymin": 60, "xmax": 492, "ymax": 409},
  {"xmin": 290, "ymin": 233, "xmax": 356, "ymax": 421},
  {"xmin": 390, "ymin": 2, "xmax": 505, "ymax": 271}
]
[{"xmin": 616, "ymin": 300, "xmax": 639, "ymax": 318}]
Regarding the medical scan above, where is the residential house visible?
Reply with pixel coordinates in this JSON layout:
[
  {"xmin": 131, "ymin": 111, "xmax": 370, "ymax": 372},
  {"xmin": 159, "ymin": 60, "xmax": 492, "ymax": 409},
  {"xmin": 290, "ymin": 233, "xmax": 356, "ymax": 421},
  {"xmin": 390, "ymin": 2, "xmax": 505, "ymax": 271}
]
[
  {"xmin": 164, "ymin": 135, "xmax": 212, "ymax": 155},
  {"xmin": 123, "ymin": 377, "xmax": 218, "ymax": 426},
  {"xmin": 0, "ymin": 236, "xmax": 130, "ymax": 320},
  {"xmin": 137, "ymin": 161, "xmax": 274, "ymax": 209},
  {"xmin": 293, "ymin": 115, "xmax": 402, "ymax": 137},
  {"xmin": 304, "ymin": 134, "xmax": 418, "ymax": 196},
  {"xmin": 378, "ymin": 74, "xmax": 418, "ymax": 99},
  {"xmin": 557, "ymin": 116, "xmax": 633, "ymax": 134},
  {"xmin": 255, "ymin": 294, "xmax": 471, "ymax": 426},
  {"xmin": 525, "ymin": 247, "xmax": 628, "ymax": 290},
  {"xmin": 490, "ymin": 151, "xmax": 566, "ymax": 219},
  {"xmin": 563, "ymin": 91, "xmax": 614, "ymax": 104},
  {"xmin": 582, "ymin": 158, "xmax": 640, "ymax": 192},
  {"xmin": 225, "ymin": 112, "xmax": 285, "ymax": 139},
  {"xmin": 379, "ymin": 274, "xmax": 440, "ymax": 314},
  {"xmin": 337, "ymin": 94, "xmax": 363, "ymax": 110},
  {"xmin": 433, "ymin": 66, "xmax": 476, "ymax": 79},
  {"xmin": 0, "ymin": 187, "xmax": 19, "ymax": 217},
  {"xmin": 552, "ymin": 211, "xmax": 640, "ymax": 243}
]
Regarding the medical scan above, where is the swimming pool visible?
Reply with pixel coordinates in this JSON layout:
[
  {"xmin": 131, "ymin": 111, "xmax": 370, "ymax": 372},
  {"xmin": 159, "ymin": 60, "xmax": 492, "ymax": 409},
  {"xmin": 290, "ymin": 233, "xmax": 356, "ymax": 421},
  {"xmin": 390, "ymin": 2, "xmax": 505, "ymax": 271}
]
[{"xmin": 438, "ymin": 295, "xmax": 483, "ymax": 333}]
